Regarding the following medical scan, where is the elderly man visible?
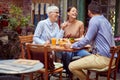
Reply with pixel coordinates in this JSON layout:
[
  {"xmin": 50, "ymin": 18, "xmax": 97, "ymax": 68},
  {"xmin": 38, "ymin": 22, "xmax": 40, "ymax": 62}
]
[{"xmin": 33, "ymin": 5, "xmax": 64, "ymax": 45}]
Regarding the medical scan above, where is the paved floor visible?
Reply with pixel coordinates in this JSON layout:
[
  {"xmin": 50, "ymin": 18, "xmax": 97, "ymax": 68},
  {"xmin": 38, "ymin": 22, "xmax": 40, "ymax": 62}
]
[
  {"xmin": 24, "ymin": 71, "xmax": 120, "ymax": 80},
  {"xmin": 50, "ymin": 72, "xmax": 120, "ymax": 80}
]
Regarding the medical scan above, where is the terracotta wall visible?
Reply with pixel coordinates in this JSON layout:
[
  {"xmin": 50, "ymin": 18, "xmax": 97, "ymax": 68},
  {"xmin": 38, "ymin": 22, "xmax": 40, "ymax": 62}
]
[
  {"xmin": 23, "ymin": 0, "xmax": 32, "ymax": 16},
  {"xmin": 0, "ymin": 0, "xmax": 60, "ymax": 25},
  {"xmin": 0, "ymin": 0, "xmax": 31, "ymax": 16},
  {"xmin": 32, "ymin": 0, "xmax": 59, "ymax": 4},
  {"xmin": 0, "ymin": 0, "xmax": 59, "ymax": 16},
  {"xmin": 0, "ymin": 0, "xmax": 23, "ymax": 7}
]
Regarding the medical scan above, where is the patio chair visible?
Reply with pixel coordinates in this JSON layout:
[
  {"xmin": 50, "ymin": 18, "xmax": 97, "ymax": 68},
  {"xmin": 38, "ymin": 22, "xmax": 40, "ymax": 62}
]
[
  {"xmin": 86, "ymin": 46, "xmax": 120, "ymax": 80},
  {"xmin": 19, "ymin": 35, "xmax": 33, "ymax": 58},
  {"xmin": 25, "ymin": 43, "xmax": 63, "ymax": 80}
]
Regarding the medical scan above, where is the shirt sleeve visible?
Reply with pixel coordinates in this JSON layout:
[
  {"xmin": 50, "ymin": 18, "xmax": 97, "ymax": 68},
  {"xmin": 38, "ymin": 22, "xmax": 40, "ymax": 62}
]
[
  {"xmin": 33, "ymin": 21, "xmax": 45, "ymax": 44},
  {"xmin": 56, "ymin": 29, "xmax": 64, "ymax": 38},
  {"xmin": 55, "ymin": 23, "xmax": 64, "ymax": 38},
  {"xmin": 71, "ymin": 18, "xmax": 99, "ymax": 48}
]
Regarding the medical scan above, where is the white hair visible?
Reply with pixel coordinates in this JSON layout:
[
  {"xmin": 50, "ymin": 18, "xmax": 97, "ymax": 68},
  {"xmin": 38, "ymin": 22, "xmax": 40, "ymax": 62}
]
[{"xmin": 46, "ymin": 6, "xmax": 59, "ymax": 15}]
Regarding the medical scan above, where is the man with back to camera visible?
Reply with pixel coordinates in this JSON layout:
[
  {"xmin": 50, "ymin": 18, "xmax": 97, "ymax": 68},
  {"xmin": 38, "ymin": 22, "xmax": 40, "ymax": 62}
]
[{"xmin": 64, "ymin": 1, "xmax": 115, "ymax": 80}]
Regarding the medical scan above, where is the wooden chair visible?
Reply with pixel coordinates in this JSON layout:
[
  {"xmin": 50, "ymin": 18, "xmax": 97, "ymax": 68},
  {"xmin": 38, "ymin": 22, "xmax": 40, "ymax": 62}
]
[
  {"xmin": 26, "ymin": 43, "xmax": 63, "ymax": 80},
  {"xmin": 19, "ymin": 35, "xmax": 33, "ymax": 58},
  {"xmin": 86, "ymin": 46, "xmax": 120, "ymax": 80}
]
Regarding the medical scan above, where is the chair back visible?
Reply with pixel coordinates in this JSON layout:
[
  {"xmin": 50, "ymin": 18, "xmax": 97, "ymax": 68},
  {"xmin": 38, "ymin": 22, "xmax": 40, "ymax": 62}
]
[
  {"xmin": 106, "ymin": 46, "xmax": 120, "ymax": 79},
  {"xmin": 114, "ymin": 46, "xmax": 120, "ymax": 71},
  {"xmin": 19, "ymin": 35, "xmax": 33, "ymax": 58},
  {"xmin": 87, "ymin": 46, "xmax": 120, "ymax": 80},
  {"xmin": 19, "ymin": 35, "xmax": 33, "ymax": 43},
  {"xmin": 109, "ymin": 46, "xmax": 120, "ymax": 70},
  {"xmin": 26, "ymin": 44, "xmax": 55, "ymax": 71}
]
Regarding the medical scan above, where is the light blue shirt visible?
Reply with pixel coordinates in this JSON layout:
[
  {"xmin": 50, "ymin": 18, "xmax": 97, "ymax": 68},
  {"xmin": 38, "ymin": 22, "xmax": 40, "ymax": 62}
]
[
  {"xmin": 33, "ymin": 18, "xmax": 64, "ymax": 44},
  {"xmin": 72, "ymin": 15, "xmax": 115, "ymax": 57}
]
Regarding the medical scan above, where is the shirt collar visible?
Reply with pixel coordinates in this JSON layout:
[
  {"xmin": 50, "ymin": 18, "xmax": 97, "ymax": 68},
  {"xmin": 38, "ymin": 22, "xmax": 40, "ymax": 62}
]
[{"xmin": 46, "ymin": 18, "xmax": 54, "ymax": 26}]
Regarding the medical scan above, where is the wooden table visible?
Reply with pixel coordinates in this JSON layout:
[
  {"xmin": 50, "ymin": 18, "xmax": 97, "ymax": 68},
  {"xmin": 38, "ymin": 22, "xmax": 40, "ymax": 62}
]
[
  {"xmin": 50, "ymin": 45, "xmax": 91, "ymax": 52},
  {"xmin": 50, "ymin": 44, "xmax": 91, "ymax": 61}
]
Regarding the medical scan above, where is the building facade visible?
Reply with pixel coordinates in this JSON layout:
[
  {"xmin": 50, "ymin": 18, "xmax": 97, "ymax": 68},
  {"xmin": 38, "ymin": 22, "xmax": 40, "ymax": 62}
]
[
  {"xmin": 63, "ymin": 0, "xmax": 119, "ymax": 36},
  {"xmin": 0, "ymin": 0, "xmax": 120, "ymax": 36}
]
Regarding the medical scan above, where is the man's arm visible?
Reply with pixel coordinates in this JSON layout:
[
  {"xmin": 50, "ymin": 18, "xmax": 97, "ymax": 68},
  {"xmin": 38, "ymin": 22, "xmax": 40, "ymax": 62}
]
[
  {"xmin": 55, "ymin": 23, "xmax": 64, "ymax": 38},
  {"xmin": 71, "ymin": 18, "xmax": 99, "ymax": 48},
  {"xmin": 33, "ymin": 21, "xmax": 45, "ymax": 44}
]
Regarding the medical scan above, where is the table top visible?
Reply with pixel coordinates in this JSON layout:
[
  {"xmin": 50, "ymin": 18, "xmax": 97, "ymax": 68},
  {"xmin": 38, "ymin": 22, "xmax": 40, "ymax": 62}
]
[
  {"xmin": 50, "ymin": 45, "xmax": 91, "ymax": 52},
  {"xmin": 0, "ymin": 59, "xmax": 44, "ymax": 74}
]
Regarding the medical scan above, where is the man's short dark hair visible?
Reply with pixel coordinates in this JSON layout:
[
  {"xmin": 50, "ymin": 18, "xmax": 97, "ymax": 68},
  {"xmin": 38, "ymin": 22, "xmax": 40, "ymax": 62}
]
[{"xmin": 88, "ymin": 1, "xmax": 101, "ymax": 14}]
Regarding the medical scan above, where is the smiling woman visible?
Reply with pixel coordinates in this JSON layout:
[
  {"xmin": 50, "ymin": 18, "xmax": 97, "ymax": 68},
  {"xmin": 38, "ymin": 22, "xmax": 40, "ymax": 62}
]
[{"xmin": 56, "ymin": 6, "xmax": 85, "ymax": 75}]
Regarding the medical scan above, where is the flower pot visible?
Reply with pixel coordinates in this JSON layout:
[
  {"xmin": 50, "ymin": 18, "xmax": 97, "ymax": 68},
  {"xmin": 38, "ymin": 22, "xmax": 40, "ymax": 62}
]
[{"xmin": 15, "ymin": 26, "xmax": 22, "ymax": 34}]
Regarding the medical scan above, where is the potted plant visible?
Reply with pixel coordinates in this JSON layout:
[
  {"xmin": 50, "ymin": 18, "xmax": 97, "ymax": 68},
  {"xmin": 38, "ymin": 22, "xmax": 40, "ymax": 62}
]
[{"xmin": 8, "ymin": 4, "xmax": 34, "ymax": 35}]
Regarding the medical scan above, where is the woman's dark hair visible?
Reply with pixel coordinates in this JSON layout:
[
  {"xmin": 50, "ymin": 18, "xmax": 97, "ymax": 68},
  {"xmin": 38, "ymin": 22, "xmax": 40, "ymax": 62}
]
[
  {"xmin": 88, "ymin": 1, "xmax": 101, "ymax": 14},
  {"xmin": 67, "ymin": 6, "xmax": 77, "ymax": 20},
  {"xmin": 67, "ymin": 6, "xmax": 76, "ymax": 12}
]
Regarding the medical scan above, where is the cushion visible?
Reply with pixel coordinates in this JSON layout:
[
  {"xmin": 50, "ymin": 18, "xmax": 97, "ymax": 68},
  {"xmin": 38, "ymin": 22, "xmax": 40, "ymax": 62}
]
[
  {"xmin": 88, "ymin": 65, "xmax": 115, "ymax": 72},
  {"xmin": 54, "ymin": 62, "xmax": 63, "ymax": 69}
]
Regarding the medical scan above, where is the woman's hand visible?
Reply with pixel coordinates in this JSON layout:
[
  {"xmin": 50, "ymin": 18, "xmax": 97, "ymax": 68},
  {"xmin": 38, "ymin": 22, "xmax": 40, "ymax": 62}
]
[
  {"xmin": 63, "ymin": 43, "xmax": 72, "ymax": 49},
  {"xmin": 61, "ymin": 22, "xmax": 68, "ymax": 30}
]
